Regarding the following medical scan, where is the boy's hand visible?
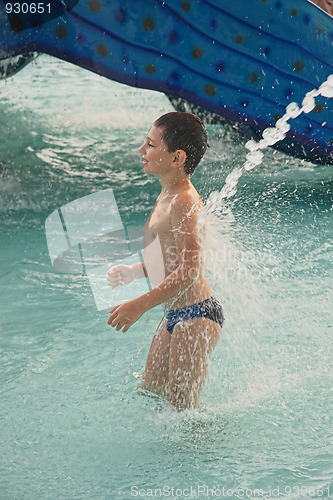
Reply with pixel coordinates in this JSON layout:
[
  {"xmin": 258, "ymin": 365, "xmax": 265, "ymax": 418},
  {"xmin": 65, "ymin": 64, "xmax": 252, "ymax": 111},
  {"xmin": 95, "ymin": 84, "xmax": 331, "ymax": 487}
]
[
  {"xmin": 107, "ymin": 297, "xmax": 147, "ymax": 332},
  {"xmin": 107, "ymin": 264, "xmax": 134, "ymax": 288}
]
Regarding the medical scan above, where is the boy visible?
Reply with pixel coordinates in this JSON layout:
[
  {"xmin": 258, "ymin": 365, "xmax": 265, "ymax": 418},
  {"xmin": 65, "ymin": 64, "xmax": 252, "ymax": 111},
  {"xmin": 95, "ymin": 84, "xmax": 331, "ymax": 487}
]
[{"xmin": 107, "ymin": 112, "xmax": 224, "ymax": 409}]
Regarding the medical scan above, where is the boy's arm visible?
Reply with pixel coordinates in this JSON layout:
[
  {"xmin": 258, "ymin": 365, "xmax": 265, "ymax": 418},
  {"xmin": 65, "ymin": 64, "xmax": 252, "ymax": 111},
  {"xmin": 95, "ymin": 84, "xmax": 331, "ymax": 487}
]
[
  {"xmin": 107, "ymin": 261, "xmax": 147, "ymax": 288},
  {"xmin": 108, "ymin": 193, "xmax": 202, "ymax": 331},
  {"xmin": 132, "ymin": 261, "xmax": 148, "ymax": 279}
]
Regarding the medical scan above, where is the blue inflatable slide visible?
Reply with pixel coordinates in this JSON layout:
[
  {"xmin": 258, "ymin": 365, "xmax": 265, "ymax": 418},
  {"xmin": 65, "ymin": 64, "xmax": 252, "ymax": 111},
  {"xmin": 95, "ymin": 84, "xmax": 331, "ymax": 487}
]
[{"xmin": 0, "ymin": 0, "xmax": 332, "ymax": 164}]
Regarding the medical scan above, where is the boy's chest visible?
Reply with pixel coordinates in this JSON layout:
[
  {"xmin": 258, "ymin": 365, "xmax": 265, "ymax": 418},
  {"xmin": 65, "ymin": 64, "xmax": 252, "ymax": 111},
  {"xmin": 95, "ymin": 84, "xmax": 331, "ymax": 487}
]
[{"xmin": 145, "ymin": 198, "xmax": 173, "ymax": 240}]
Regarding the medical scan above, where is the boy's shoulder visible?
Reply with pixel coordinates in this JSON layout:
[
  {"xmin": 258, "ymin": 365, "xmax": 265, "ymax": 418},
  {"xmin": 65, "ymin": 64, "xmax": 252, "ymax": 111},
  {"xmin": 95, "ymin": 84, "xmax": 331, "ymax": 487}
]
[
  {"xmin": 170, "ymin": 186, "xmax": 203, "ymax": 223},
  {"xmin": 171, "ymin": 184, "xmax": 202, "ymax": 207}
]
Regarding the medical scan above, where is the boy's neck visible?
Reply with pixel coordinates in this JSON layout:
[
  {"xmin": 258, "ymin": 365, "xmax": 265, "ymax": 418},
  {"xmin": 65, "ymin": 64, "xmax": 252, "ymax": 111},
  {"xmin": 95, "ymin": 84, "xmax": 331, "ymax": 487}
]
[{"xmin": 159, "ymin": 171, "xmax": 192, "ymax": 195}]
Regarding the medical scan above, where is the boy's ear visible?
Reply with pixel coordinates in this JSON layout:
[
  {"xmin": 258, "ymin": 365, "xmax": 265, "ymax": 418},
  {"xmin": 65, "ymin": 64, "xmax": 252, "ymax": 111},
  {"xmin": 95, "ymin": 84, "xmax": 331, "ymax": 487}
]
[{"xmin": 173, "ymin": 149, "xmax": 187, "ymax": 167}]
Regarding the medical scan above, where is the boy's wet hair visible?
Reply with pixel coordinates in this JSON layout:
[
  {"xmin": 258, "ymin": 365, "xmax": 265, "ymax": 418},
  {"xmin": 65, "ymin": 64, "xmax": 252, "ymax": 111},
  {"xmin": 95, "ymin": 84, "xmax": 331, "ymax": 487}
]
[{"xmin": 154, "ymin": 112, "xmax": 208, "ymax": 176}]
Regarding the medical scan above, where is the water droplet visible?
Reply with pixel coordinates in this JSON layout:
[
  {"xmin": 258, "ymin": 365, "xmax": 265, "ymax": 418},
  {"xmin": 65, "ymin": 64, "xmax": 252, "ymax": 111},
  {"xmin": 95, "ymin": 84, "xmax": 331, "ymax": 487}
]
[
  {"xmin": 244, "ymin": 161, "xmax": 256, "ymax": 171},
  {"xmin": 319, "ymin": 83, "xmax": 333, "ymax": 98},
  {"xmin": 262, "ymin": 127, "xmax": 285, "ymax": 145},
  {"xmin": 285, "ymin": 102, "xmax": 301, "ymax": 119},
  {"xmin": 205, "ymin": 74, "xmax": 333, "ymax": 213},
  {"xmin": 325, "ymin": 74, "xmax": 333, "ymax": 85},
  {"xmin": 246, "ymin": 150, "xmax": 264, "ymax": 165},
  {"xmin": 245, "ymin": 139, "xmax": 260, "ymax": 151},
  {"xmin": 275, "ymin": 118, "xmax": 290, "ymax": 133},
  {"xmin": 302, "ymin": 94, "xmax": 315, "ymax": 113},
  {"xmin": 225, "ymin": 168, "xmax": 242, "ymax": 187}
]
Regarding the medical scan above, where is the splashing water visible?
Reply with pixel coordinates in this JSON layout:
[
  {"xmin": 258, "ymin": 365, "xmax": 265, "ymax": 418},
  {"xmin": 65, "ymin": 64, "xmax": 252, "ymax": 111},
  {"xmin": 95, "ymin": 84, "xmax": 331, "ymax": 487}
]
[
  {"xmin": 197, "ymin": 74, "xmax": 333, "ymax": 406},
  {"xmin": 205, "ymin": 74, "xmax": 333, "ymax": 213}
]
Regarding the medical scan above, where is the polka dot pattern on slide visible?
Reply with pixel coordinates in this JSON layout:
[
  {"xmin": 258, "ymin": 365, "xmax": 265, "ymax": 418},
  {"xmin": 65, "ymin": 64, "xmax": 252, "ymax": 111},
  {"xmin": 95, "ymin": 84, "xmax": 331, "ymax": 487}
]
[
  {"xmin": 143, "ymin": 18, "xmax": 155, "ymax": 31},
  {"xmin": 57, "ymin": 26, "xmax": 68, "ymax": 39},
  {"xmin": 170, "ymin": 71, "xmax": 180, "ymax": 81},
  {"xmin": 145, "ymin": 64, "xmax": 156, "ymax": 74},
  {"xmin": 97, "ymin": 44, "xmax": 108, "ymax": 57},
  {"xmin": 116, "ymin": 8, "xmax": 126, "ymax": 24},
  {"xmin": 89, "ymin": 0, "xmax": 100, "ymax": 12},
  {"xmin": 216, "ymin": 61, "xmax": 224, "ymax": 72},
  {"xmin": 294, "ymin": 61, "xmax": 304, "ymax": 72},
  {"xmin": 192, "ymin": 47, "xmax": 203, "ymax": 58},
  {"xmin": 250, "ymin": 73, "xmax": 260, "ymax": 82},
  {"xmin": 204, "ymin": 84, "xmax": 216, "ymax": 96},
  {"xmin": 169, "ymin": 31, "xmax": 179, "ymax": 43},
  {"xmin": 181, "ymin": 2, "xmax": 191, "ymax": 12},
  {"xmin": 315, "ymin": 104, "xmax": 324, "ymax": 113},
  {"xmin": 10, "ymin": 16, "xmax": 24, "ymax": 33}
]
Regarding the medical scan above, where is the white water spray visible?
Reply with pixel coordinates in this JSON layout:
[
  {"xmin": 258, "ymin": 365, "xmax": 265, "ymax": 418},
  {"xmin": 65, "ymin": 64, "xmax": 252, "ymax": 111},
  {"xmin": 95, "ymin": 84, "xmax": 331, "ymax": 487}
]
[
  {"xmin": 205, "ymin": 74, "xmax": 333, "ymax": 213},
  {"xmin": 199, "ymin": 75, "xmax": 333, "ymax": 404}
]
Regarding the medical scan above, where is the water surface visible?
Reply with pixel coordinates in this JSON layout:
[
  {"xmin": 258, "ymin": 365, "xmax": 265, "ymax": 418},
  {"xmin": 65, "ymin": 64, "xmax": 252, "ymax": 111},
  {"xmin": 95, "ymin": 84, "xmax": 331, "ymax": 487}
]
[{"xmin": 1, "ymin": 55, "xmax": 332, "ymax": 499}]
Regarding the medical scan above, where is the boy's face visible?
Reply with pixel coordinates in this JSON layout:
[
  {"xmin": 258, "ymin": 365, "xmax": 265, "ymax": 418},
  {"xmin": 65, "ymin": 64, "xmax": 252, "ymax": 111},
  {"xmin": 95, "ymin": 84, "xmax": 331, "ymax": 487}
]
[{"xmin": 139, "ymin": 125, "xmax": 177, "ymax": 176}]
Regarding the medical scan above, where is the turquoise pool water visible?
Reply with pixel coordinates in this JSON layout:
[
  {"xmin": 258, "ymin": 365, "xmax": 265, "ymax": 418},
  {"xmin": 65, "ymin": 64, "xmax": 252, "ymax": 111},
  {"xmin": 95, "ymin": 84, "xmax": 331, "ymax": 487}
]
[{"xmin": 1, "ymin": 55, "xmax": 332, "ymax": 499}]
